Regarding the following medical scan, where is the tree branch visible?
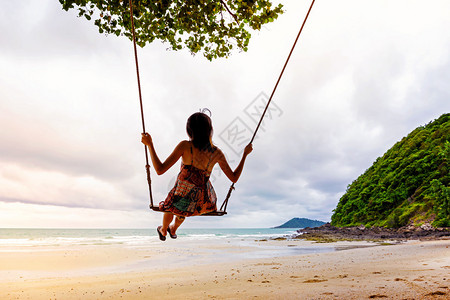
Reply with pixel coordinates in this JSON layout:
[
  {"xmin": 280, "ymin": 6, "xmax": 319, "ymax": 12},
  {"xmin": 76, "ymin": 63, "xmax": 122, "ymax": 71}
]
[{"xmin": 220, "ymin": 0, "xmax": 239, "ymax": 24}]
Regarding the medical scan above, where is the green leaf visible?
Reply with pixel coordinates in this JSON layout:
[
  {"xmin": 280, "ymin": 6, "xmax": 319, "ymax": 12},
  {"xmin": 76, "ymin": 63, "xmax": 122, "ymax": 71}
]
[{"xmin": 59, "ymin": 0, "xmax": 284, "ymax": 59}]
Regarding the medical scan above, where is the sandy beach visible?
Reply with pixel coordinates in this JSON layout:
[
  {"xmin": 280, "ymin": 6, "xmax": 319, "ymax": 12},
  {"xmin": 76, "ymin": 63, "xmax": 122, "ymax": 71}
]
[{"xmin": 0, "ymin": 237, "xmax": 449, "ymax": 299}]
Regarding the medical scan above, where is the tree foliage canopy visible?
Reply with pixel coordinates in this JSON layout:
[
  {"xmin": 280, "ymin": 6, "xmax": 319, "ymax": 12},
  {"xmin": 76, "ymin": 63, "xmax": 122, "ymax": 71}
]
[
  {"xmin": 331, "ymin": 113, "xmax": 450, "ymax": 228},
  {"xmin": 59, "ymin": 0, "xmax": 284, "ymax": 60}
]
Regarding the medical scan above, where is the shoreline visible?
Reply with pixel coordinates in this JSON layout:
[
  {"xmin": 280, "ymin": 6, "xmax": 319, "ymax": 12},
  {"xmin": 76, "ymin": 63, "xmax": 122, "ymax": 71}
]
[
  {"xmin": 1, "ymin": 238, "xmax": 449, "ymax": 299},
  {"xmin": 0, "ymin": 237, "xmax": 377, "ymax": 280},
  {"xmin": 296, "ymin": 223, "xmax": 450, "ymax": 242}
]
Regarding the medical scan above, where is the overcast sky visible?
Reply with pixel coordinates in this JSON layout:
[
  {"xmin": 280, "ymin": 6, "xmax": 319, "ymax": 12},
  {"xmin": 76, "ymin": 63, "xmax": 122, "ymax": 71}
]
[{"xmin": 1, "ymin": 0, "xmax": 449, "ymax": 228}]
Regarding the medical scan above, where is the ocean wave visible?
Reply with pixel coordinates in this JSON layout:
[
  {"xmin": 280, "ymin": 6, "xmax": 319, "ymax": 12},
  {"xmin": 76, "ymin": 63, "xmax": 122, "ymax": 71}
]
[{"xmin": 0, "ymin": 228, "xmax": 299, "ymax": 249}]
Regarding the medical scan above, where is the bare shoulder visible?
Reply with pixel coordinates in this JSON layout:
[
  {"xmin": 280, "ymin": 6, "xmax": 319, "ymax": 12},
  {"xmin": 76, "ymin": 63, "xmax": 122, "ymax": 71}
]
[
  {"xmin": 213, "ymin": 147, "xmax": 226, "ymax": 161},
  {"xmin": 172, "ymin": 140, "xmax": 190, "ymax": 156},
  {"xmin": 178, "ymin": 140, "xmax": 191, "ymax": 149}
]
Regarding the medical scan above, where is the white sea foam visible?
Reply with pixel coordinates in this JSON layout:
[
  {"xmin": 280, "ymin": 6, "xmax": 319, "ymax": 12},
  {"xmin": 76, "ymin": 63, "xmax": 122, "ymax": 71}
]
[{"xmin": 0, "ymin": 228, "xmax": 299, "ymax": 250}]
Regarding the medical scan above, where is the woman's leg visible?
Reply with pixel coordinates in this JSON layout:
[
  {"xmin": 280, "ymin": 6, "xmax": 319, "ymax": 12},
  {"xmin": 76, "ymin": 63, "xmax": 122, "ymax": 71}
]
[
  {"xmin": 170, "ymin": 215, "xmax": 185, "ymax": 234},
  {"xmin": 161, "ymin": 212, "xmax": 174, "ymax": 236}
]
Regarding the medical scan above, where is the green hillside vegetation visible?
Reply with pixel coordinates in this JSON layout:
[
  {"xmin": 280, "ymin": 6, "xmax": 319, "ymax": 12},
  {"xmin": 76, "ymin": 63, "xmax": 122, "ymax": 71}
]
[{"xmin": 331, "ymin": 113, "xmax": 449, "ymax": 228}]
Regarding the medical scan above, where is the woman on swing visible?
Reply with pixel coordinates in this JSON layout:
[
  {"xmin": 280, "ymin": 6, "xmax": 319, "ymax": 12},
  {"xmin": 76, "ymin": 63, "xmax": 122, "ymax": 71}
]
[{"xmin": 141, "ymin": 111, "xmax": 253, "ymax": 241}]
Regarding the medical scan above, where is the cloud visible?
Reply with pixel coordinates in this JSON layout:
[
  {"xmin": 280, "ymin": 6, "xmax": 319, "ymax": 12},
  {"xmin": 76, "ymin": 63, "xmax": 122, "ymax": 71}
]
[
  {"xmin": 0, "ymin": 0, "xmax": 122, "ymax": 59},
  {"xmin": 0, "ymin": 161, "xmax": 141, "ymax": 210},
  {"xmin": 0, "ymin": 202, "xmax": 156, "ymax": 228},
  {"xmin": 1, "ymin": 0, "xmax": 449, "ymax": 228}
]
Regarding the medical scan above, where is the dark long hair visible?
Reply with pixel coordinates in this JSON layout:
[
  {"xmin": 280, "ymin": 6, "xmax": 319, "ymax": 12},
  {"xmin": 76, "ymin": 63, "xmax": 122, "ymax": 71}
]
[{"xmin": 186, "ymin": 112, "xmax": 214, "ymax": 152}]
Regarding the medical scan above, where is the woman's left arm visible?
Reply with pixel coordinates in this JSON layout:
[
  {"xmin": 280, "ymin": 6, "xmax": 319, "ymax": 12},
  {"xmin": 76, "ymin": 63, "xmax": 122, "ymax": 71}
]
[{"xmin": 141, "ymin": 133, "xmax": 185, "ymax": 175}]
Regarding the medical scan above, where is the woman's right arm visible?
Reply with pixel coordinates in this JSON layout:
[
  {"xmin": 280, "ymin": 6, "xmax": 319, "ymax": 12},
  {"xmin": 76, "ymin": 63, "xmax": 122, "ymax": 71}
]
[
  {"xmin": 141, "ymin": 133, "xmax": 186, "ymax": 175},
  {"xmin": 217, "ymin": 144, "xmax": 253, "ymax": 183}
]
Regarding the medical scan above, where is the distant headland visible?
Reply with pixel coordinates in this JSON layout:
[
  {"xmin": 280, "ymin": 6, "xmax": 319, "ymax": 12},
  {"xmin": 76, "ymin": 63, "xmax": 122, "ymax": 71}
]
[{"xmin": 273, "ymin": 218, "xmax": 326, "ymax": 229}]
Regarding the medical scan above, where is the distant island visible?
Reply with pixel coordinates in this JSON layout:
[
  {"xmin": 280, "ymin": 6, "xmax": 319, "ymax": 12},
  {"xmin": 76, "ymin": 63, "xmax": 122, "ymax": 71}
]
[{"xmin": 274, "ymin": 218, "xmax": 326, "ymax": 229}]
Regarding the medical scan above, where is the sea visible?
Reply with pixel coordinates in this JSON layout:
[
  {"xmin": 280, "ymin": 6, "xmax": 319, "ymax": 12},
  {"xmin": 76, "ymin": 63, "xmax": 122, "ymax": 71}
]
[
  {"xmin": 0, "ymin": 228, "xmax": 298, "ymax": 249},
  {"xmin": 0, "ymin": 227, "xmax": 345, "ymax": 260}
]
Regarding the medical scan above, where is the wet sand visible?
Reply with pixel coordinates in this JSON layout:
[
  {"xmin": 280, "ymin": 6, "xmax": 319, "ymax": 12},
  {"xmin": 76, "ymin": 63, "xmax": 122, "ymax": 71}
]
[{"xmin": 0, "ymin": 239, "xmax": 449, "ymax": 299}]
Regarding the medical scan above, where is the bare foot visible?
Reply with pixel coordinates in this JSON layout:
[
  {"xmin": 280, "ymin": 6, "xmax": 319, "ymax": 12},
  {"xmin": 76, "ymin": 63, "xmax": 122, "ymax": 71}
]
[
  {"xmin": 157, "ymin": 226, "xmax": 166, "ymax": 241},
  {"xmin": 167, "ymin": 225, "xmax": 177, "ymax": 239}
]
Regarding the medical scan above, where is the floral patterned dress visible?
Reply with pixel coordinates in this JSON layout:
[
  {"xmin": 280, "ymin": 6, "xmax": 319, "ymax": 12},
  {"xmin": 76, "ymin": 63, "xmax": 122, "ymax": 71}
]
[{"xmin": 159, "ymin": 146, "xmax": 217, "ymax": 216}]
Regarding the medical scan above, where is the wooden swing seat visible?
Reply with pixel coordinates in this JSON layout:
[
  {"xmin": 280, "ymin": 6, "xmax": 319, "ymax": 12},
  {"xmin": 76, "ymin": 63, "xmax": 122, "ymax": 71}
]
[{"xmin": 149, "ymin": 205, "xmax": 227, "ymax": 216}]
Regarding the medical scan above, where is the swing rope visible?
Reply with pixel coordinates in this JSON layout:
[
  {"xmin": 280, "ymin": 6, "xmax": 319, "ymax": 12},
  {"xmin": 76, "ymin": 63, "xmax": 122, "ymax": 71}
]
[
  {"xmin": 220, "ymin": 0, "xmax": 316, "ymax": 212},
  {"xmin": 128, "ymin": 0, "xmax": 154, "ymax": 208},
  {"xmin": 128, "ymin": 0, "xmax": 316, "ymax": 215}
]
